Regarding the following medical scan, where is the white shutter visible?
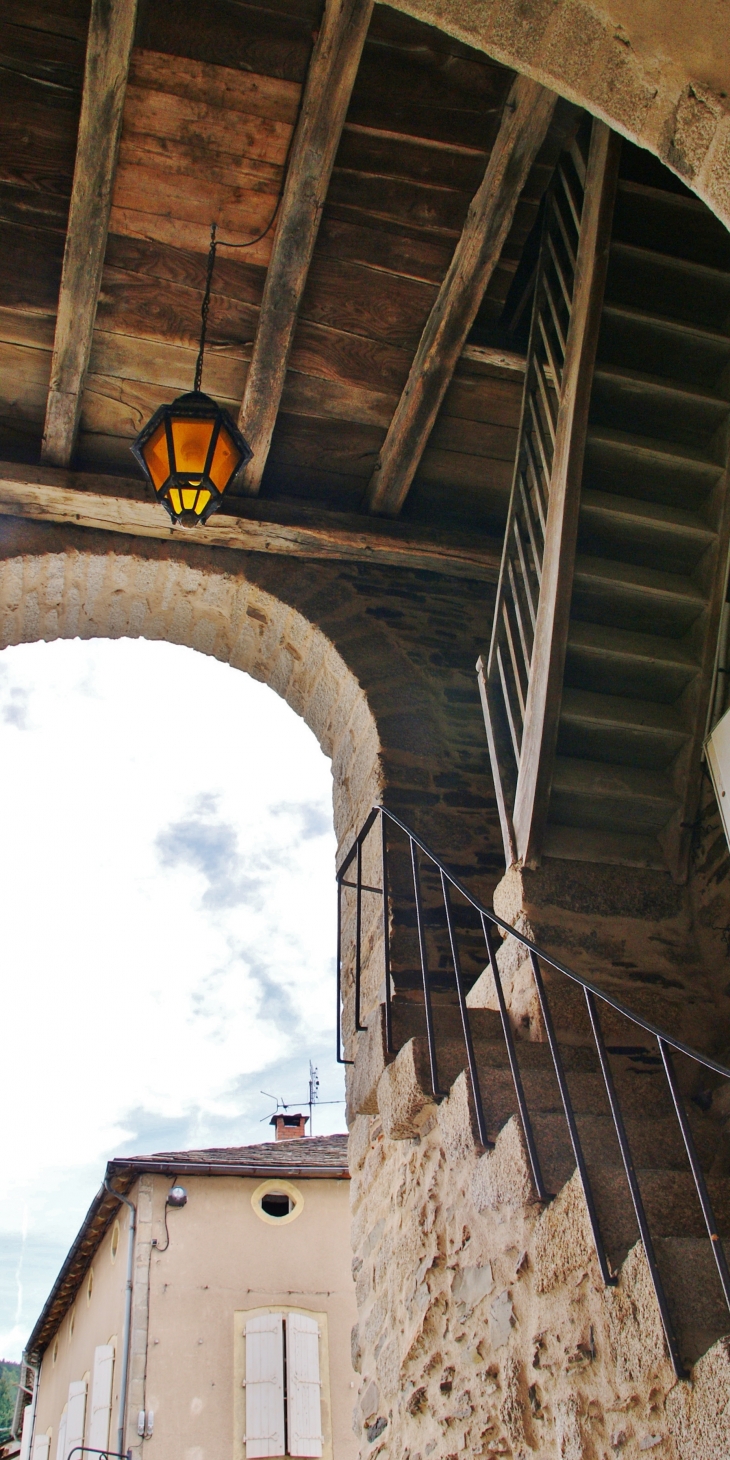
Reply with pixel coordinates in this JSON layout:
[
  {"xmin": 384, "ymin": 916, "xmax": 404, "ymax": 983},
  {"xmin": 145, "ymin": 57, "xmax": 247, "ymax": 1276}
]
[
  {"xmin": 20, "ymin": 1396, "xmax": 35, "ymax": 1460},
  {"xmin": 64, "ymin": 1381, "xmax": 87, "ymax": 1460},
  {"xmin": 55, "ymin": 1412, "xmax": 66, "ymax": 1460},
  {"xmin": 286, "ymin": 1314, "xmax": 323, "ymax": 1459},
  {"xmin": 32, "ymin": 1436, "xmax": 50, "ymax": 1460},
  {"xmin": 245, "ymin": 1314, "xmax": 285, "ymax": 1459},
  {"xmin": 88, "ymin": 1346, "xmax": 115, "ymax": 1451}
]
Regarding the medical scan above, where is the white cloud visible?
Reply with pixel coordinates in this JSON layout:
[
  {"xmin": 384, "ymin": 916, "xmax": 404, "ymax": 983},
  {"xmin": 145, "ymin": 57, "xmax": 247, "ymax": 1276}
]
[{"xmin": 0, "ymin": 637, "xmax": 345, "ymax": 1358}]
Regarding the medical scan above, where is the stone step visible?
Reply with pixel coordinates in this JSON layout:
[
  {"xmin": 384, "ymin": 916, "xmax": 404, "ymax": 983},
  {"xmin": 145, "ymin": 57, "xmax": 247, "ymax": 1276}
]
[
  {"xmin": 653, "ymin": 1236, "xmax": 730, "ymax": 1367},
  {"xmin": 527, "ymin": 1109, "xmax": 720, "ymax": 1180}
]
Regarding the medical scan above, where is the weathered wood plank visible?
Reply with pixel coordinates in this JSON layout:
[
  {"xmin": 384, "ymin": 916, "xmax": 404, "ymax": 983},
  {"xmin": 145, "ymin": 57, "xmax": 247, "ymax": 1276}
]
[
  {"xmin": 365, "ymin": 77, "xmax": 558, "ymax": 517},
  {"xmin": 0, "ymin": 458, "xmax": 501, "ymax": 582},
  {"xmin": 512, "ymin": 122, "xmax": 622, "ymax": 867},
  {"xmin": 235, "ymin": 0, "xmax": 374, "ymax": 496},
  {"xmin": 128, "ymin": 49, "xmax": 301, "ymax": 124},
  {"xmin": 41, "ymin": 0, "xmax": 138, "ymax": 468}
]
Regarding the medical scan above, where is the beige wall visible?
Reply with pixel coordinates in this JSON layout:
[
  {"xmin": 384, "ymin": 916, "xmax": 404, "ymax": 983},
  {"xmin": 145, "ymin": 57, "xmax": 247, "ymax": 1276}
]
[
  {"xmin": 34, "ymin": 1212, "xmax": 129, "ymax": 1456},
  {"xmin": 32, "ymin": 1171, "xmax": 357, "ymax": 1460}
]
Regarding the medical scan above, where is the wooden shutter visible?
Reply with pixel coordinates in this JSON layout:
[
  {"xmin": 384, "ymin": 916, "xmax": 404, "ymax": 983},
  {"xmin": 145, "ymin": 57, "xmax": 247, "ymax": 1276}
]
[
  {"xmin": 64, "ymin": 1381, "xmax": 87, "ymax": 1460},
  {"xmin": 32, "ymin": 1436, "xmax": 50, "ymax": 1460},
  {"xmin": 55, "ymin": 1412, "xmax": 66, "ymax": 1460},
  {"xmin": 286, "ymin": 1314, "xmax": 323, "ymax": 1459},
  {"xmin": 88, "ymin": 1346, "xmax": 115, "ymax": 1451},
  {"xmin": 244, "ymin": 1314, "xmax": 285, "ymax": 1458}
]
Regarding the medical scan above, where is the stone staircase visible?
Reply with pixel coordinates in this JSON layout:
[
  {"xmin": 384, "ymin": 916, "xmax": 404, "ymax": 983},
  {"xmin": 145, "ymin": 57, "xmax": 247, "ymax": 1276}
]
[
  {"xmin": 542, "ymin": 141, "xmax": 730, "ymax": 876},
  {"xmin": 374, "ymin": 987, "xmax": 730, "ymax": 1371}
]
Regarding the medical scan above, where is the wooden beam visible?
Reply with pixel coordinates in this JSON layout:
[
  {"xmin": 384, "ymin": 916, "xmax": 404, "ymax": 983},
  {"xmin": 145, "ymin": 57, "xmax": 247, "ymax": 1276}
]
[
  {"xmin": 235, "ymin": 0, "xmax": 374, "ymax": 496},
  {"xmin": 365, "ymin": 76, "xmax": 557, "ymax": 518},
  {"xmin": 0, "ymin": 462, "xmax": 501, "ymax": 583},
  {"xmin": 41, "ymin": 0, "xmax": 138, "ymax": 468}
]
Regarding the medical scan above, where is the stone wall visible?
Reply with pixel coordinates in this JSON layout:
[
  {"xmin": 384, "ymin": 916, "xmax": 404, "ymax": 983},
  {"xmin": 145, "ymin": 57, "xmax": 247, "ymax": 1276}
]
[{"xmin": 348, "ymin": 1101, "xmax": 730, "ymax": 1460}]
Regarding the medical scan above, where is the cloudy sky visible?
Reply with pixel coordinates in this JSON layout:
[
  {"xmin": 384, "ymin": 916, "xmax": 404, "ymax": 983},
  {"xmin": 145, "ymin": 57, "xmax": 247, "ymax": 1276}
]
[{"xmin": 0, "ymin": 636, "xmax": 345, "ymax": 1361}]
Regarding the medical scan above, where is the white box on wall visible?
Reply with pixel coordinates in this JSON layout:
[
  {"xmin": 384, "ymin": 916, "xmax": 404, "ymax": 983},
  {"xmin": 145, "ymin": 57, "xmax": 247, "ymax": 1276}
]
[{"xmin": 706, "ymin": 704, "xmax": 730, "ymax": 847}]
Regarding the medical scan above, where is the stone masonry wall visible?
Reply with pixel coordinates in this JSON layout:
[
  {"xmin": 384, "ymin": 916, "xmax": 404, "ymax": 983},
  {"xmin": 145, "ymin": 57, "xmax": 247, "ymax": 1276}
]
[{"xmin": 348, "ymin": 1101, "xmax": 730, "ymax": 1460}]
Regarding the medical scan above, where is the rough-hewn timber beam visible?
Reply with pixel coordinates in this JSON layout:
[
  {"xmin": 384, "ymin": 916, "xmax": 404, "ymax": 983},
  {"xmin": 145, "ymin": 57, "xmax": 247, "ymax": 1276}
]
[
  {"xmin": 0, "ymin": 462, "xmax": 501, "ymax": 583},
  {"xmin": 41, "ymin": 0, "xmax": 138, "ymax": 468},
  {"xmin": 365, "ymin": 76, "xmax": 558, "ymax": 518},
  {"xmin": 235, "ymin": 0, "xmax": 374, "ymax": 496}
]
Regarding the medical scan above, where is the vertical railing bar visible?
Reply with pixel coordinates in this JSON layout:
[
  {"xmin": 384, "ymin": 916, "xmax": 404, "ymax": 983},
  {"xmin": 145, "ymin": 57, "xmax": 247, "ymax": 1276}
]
[
  {"xmin": 537, "ymin": 310, "xmax": 563, "ymax": 403},
  {"xmin": 585, "ymin": 991, "xmax": 686, "ymax": 1377},
  {"xmin": 546, "ymin": 228, "xmax": 573, "ymax": 312},
  {"xmin": 496, "ymin": 643, "xmax": 523, "ymax": 763},
  {"xmin": 534, "ymin": 353, "xmax": 557, "ymax": 446},
  {"xmin": 527, "ymin": 392, "xmax": 553, "ymax": 485},
  {"xmin": 510, "ymin": 520, "xmax": 538, "ymax": 632},
  {"xmin": 529, "ymin": 950, "xmax": 616, "ymax": 1286},
  {"xmin": 335, "ymin": 878, "xmax": 353, "ymax": 1063},
  {"xmin": 517, "ymin": 474, "xmax": 543, "ymax": 587},
  {"xmin": 550, "ymin": 189, "xmax": 577, "ymax": 272},
  {"xmin": 524, "ymin": 435, "xmax": 548, "ymax": 532},
  {"xmin": 542, "ymin": 272, "xmax": 567, "ymax": 358},
  {"xmin": 501, "ymin": 601, "xmax": 527, "ymax": 718},
  {"xmin": 483, "ymin": 918, "xmax": 550, "ymax": 1202},
  {"xmin": 380, "ymin": 809, "xmax": 394, "ymax": 1056},
  {"xmin": 410, "ymin": 837, "xmax": 446, "ymax": 1098},
  {"xmin": 506, "ymin": 555, "xmax": 534, "ymax": 668},
  {"xmin": 659, "ymin": 1040, "xmax": 730, "ymax": 1317},
  {"xmin": 354, "ymin": 836, "xmax": 365, "ymax": 1032},
  {"xmin": 557, "ymin": 160, "xmax": 581, "ymax": 233},
  {"xmin": 441, "ymin": 872, "xmax": 492, "ymax": 1149}
]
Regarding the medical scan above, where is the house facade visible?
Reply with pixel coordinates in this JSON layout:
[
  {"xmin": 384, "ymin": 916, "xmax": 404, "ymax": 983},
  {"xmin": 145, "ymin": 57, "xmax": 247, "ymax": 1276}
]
[{"xmin": 21, "ymin": 1136, "xmax": 356, "ymax": 1460}]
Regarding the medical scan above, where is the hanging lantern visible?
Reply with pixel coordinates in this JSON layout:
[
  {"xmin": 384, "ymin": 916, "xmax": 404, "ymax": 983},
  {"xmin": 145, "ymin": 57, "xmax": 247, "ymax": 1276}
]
[
  {"xmin": 131, "ymin": 390, "xmax": 252, "ymax": 527},
  {"xmin": 130, "ymin": 223, "xmax": 252, "ymax": 526}
]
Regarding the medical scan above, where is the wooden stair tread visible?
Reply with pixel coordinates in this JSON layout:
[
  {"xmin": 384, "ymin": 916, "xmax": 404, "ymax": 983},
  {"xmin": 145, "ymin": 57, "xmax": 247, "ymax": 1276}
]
[
  {"xmin": 611, "ymin": 238, "xmax": 730, "ymax": 288},
  {"xmin": 601, "ymin": 301, "xmax": 730, "ymax": 352},
  {"xmin": 580, "ymin": 487, "xmax": 715, "ymax": 541},
  {"xmin": 585, "ymin": 423, "xmax": 722, "ymax": 477},
  {"xmin": 573, "ymin": 553, "xmax": 706, "ymax": 606},
  {"xmin": 559, "ymin": 686, "xmax": 686, "ymax": 736},
  {"xmin": 593, "ymin": 361, "xmax": 730, "ymax": 415},
  {"xmin": 542, "ymin": 823, "xmax": 668, "ymax": 868}
]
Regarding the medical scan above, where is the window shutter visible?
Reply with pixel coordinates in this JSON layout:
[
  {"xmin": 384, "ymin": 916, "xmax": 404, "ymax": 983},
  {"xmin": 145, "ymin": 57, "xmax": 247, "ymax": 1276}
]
[
  {"xmin": 32, "ymin": 1436, "xmax": 50, "ymax": 1460},
  {"xmin": 244, "ymin": 1314, "xmax": 285, "ymax": 1459},
  {"xmin": 286, "ymin": 1314, "xmax": 323, "ymax": 1459},
  {"xmin": 88, "ymin": 1346, "xmax": 115, "ymax": 1451},
  {"xmin": 55, "ymin": 1413, "xmax": 66, "ymax": 1460},
  {"xmin": 64, "ymin": 1381, "xmax": 87, "ymax": 1460}
]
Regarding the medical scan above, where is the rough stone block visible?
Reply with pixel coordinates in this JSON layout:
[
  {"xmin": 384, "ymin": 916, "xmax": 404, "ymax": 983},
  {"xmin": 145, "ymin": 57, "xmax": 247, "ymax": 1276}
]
[
  {"xmin": 377, "ymin": 1037, "xmax": 436, "ymax": 1139},
  {"xmin": 471, "ymin": 1115, "xmax": 537, "ymax": 1212}
]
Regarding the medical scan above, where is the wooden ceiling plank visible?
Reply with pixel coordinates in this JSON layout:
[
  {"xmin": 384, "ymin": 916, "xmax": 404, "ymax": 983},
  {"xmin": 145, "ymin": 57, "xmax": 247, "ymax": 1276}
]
[
  {"xmin": 235, "ymin": 0, "xmax": 375, "ymax": 497},
  {"xmin": 40, "ymin": 0, "xmax": 138, "ymax": 468},
  {"xmin": 365, "ymin": 76, "xmax": 558, "ymax": 518},
  {"xmin": 0, "ymin": 458, "xmax": 500, "ymax": 583}
]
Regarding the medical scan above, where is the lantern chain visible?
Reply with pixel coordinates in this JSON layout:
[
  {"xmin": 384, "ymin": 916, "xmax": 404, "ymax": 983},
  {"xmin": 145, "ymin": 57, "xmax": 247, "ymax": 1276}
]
[{"xmin": 194, "ymin": 223, "xmax": 217, "ymax": 394}]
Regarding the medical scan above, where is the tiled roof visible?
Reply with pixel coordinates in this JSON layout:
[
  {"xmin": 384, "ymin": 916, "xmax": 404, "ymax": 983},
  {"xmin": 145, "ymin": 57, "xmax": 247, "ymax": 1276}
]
[
  {"xmin": 25, "ymin": 1135, "xmax": 349, "ymax": 1358},
  {"xmin": 135, "ymin": 1133, "xmax": 349, "ymax": 1170}
]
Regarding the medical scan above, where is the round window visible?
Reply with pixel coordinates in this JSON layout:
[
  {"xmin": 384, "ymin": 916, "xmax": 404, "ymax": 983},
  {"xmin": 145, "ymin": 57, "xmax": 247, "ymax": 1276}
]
[
  {"xmin": 110, "ymin": 1221, "xmax": 120, "ymax": 1263},
  {"xmin": 52, "ymin": 1338, "xmax": 58, "ymax": 1365},
  {"xmin": 251, "ymin": 1179, "xmax": 303, "ymax": 1225},
  {"xmin": 69, "ymin": 1311, "xmax": 75, "ymax": 1340},
  {"xmin": 86, "ymin": 1268, "xmax": 94, "ymax": 1305}
]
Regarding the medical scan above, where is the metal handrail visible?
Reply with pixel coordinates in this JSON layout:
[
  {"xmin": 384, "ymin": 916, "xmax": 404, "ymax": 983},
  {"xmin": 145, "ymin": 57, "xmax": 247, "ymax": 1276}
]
[
  {"xmin": 337, "ymin": 803, "xmax": 730, "ymax": 1379},
  {"xmin": 68, "ymin": 1448, "xmax": 131, "ymax": 1460}
]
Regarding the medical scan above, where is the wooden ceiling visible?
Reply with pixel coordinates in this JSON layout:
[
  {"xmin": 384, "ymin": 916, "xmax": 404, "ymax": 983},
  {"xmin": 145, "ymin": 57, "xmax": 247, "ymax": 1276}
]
[{"xmin": 0, "ymin": 0, "xmax": 580, "ymax": 573}]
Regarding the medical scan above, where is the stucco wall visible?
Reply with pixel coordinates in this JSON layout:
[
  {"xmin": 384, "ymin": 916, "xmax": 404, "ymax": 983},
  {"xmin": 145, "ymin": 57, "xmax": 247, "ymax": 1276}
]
[{"xmin": 33, "ymin": 1211, "xmax": 127, "ymax": 1453}]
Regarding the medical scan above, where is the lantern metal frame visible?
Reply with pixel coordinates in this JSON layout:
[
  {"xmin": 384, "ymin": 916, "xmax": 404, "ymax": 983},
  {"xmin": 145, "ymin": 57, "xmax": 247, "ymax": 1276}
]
[{"xmin": 130, "ymin": 389, "xmax": 252, "ymax": 527}]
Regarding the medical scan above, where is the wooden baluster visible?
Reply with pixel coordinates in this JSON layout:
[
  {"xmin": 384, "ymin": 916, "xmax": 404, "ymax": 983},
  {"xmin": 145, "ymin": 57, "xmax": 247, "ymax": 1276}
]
[{"xmin": 511, "ymin": 120, "xmax": 621, "ymax": 865}]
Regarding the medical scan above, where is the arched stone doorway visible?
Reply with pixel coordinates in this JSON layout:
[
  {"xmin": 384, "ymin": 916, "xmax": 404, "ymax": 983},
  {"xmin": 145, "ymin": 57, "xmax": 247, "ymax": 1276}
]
[{"xmin": 393, "ymin": 0, "xmax": 730, "ymax": 231}]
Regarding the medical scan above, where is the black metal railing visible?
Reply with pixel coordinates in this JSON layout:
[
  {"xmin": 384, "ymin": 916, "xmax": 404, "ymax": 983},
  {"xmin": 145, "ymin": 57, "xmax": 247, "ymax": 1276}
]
[
  {"xmin": 336, "ymin": 804, "xmax": 730, "ymax": 1378},
  {"xmin": 68, "ymin": 1448, "xmax": 131, "ymax": 1460}
]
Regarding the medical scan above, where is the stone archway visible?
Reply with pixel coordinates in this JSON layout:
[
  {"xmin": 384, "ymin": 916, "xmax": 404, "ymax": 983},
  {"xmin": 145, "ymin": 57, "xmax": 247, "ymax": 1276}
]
[
  {"xmin": 394, "ymin": 0, "xmax": 730, "ymax": 231},
  {"xmin": 0, "ymin": 524, "xmax": 383, "ymax": 854}
]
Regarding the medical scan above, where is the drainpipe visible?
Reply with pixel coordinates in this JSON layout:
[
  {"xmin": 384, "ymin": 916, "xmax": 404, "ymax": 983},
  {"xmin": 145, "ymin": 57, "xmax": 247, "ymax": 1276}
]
[{"xmin": 104, "ymin": 1178, "xmax": 136, "ymax": 1457}]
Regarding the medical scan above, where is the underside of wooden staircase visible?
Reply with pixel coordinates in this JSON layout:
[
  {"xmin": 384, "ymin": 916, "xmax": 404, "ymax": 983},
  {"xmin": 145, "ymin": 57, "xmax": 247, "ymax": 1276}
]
[{"xmin": 479, "ymin": 125, "xmax": 730, "ymax": 882}]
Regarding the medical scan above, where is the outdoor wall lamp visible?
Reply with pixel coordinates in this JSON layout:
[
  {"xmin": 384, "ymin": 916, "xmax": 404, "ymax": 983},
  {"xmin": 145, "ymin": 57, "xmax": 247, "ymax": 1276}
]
[{"xmin": 131, "ymin": 225, "xmax": 252, "ymax": 526}]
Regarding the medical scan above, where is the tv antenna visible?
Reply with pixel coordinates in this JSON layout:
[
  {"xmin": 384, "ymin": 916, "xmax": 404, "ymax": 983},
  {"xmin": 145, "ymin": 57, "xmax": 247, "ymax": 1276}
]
[{"xmin": 261, "ymin": 1061, "xmax": 344, "ymax": 1135}]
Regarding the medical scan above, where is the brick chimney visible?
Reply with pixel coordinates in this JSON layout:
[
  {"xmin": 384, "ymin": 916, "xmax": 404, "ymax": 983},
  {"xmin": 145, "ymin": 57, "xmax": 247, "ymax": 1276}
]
[{"xmin": 270, "ymin": 1113, "xmax": 309, "ymax": 1141}]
